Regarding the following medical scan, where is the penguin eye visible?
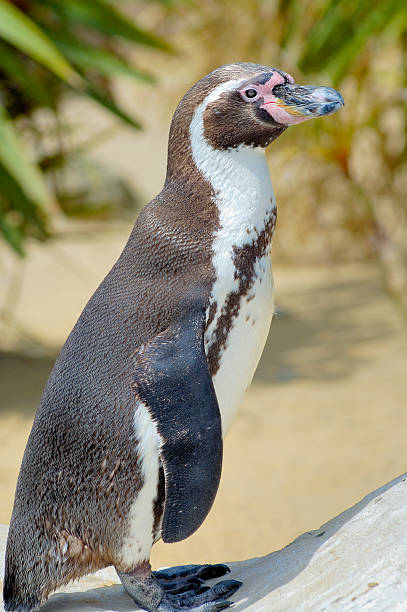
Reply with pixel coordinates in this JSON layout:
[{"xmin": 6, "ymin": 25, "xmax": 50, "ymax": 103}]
[{"xmin": 244, "ymin": 88, "xmax": 258, "ymax": 99}]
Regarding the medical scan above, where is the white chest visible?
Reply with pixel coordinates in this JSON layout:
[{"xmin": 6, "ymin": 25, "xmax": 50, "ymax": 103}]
[
  {"xmin": 189, "ymin": 86, "xmax": 277, "ymax": 435},
  {"xmin": 200, "ymin": 150, "xmax": 276, "ymax": 435},
  {"xmin": 206, "ymin": 255, "xmax": 273, "ymax": 435},
  {"xmin": 206, "ymin": 247, "xmax": 275, "ymax": 436}
]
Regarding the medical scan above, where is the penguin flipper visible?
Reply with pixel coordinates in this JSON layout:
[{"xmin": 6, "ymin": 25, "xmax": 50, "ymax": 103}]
[{"xmin": 133, "ymin": 307, "xmax": 222, "ymax": 543}]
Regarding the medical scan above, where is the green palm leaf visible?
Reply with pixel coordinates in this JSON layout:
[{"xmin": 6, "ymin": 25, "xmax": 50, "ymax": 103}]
[
  {"xmin": 0, "ymin": 161, "xmax": 49, "ymax": 245},
  {"xmin": 0, "ymin": 0, "xmax": 78, "ymax": 84},
  {"xmin": 0, "ymin": 106, "xmax": 50, "ymax": 209},
  {"xmin": 0, "ymin": 40, "xmax": 54, "ymax": 108},
  {"xmin": 43, "ymin": 0, "xmax": 173, "ymax": 52},
  {"xmin": 0, "ymin": 206, "xmax": 24, "ymax": 256},
  {"xmin": 50, "ymin": 32, "xmax": 155, "ymax": 83},
  {"xmin": 299, "ymin": 0, "xmax": 405, "ymax": 82}
]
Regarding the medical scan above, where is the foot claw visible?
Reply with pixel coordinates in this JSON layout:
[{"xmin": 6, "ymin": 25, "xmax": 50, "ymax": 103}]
[
  {"xmin": 213, "ymin": 602, "xmax": 232, "ymax": 611},
  {"xmin": 212, "ymin": 580, "xmax": 242, "ymax": 598}
]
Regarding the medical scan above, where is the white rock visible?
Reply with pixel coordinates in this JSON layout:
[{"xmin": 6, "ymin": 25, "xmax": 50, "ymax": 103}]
[{"xmin": 2, "ymin": 473, "xmax": 407, "ymax": 611}]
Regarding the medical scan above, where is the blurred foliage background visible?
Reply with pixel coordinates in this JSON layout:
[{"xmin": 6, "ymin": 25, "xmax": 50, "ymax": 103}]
[
  {"xmin": 0, "ymin": 0, "xmax": 172, "ymax": 258},
  {"xmin": 0, "ymin": 0, "xmax": 406, "ymax": 312}
]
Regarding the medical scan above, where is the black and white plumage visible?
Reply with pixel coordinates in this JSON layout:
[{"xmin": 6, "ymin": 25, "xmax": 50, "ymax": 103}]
[{"xmin": 4, "ymin": 63, "xmax": 343, "ymax": 612}]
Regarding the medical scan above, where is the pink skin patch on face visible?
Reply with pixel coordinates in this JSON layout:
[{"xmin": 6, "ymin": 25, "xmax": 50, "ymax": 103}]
[{"xmin": 240, "ymin": 71, "xmax": 308, "ymax": 126}]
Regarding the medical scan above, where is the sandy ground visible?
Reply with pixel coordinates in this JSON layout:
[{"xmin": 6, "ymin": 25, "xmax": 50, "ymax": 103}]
[{"xmin": 1, "ymin": 229, "xmax": 406, "ymax": 570}]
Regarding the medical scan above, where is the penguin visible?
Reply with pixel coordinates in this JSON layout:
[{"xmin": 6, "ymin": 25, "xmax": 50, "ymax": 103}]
[{"xmin": 4, "ymin": 63, "xmax": 343, "ymax": 612}]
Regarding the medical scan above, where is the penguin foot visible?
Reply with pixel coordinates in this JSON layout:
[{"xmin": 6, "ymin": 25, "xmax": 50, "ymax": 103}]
[{"xmin": 117, "ymin": 563, "xmax": 241, "ymax": 611}]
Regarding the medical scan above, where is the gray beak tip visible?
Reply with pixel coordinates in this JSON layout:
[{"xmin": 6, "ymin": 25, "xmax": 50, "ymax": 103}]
[{"xmin": 310, "ymin": 87, "xmax": 344, "ymax": 116}]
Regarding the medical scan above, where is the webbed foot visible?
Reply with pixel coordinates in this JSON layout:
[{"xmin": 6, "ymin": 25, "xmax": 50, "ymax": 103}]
[
  {"xmin": 158, "ymin": 574, "xmax": 241, "ymax": 610},
  {"xmin": 117, "ymin": 563, "xmax": 241, "ymax": 611}
]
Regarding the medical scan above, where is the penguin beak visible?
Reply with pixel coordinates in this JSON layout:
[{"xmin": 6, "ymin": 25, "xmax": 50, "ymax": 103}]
[{"xmin": 261, "ymin": 83, "xmax": 344, "ymax": 125}]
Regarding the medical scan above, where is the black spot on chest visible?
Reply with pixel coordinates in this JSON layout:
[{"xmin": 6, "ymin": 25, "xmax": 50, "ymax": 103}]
[{"xmin": 206, "ymin": 207, "xmax": 277, "ymax": 375}]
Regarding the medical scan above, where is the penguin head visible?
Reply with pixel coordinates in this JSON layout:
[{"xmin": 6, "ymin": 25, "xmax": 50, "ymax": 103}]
[
  {"xmin": 202, "ymin": 63, "xmax": 344, "ymax": 150},
  {"xmin": 170, "ymin": 63, "xmax": 343, "ymax": 155}
]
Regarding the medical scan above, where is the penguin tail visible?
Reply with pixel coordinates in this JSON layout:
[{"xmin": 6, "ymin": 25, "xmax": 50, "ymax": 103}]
[
  {"xmin": 4, "ymin": 517, "xmax": 107, "ymax": 611},
  {"xmin": 3, "ymin": 554, "xmax": 41, "ymax": 612},
  {"xmin": 3, "ymin": 570, "xmax": 40, "ymax": 612},
  {"xmin": 3, "ymin": 522, "xmax": 47, "ymax": 612}
]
